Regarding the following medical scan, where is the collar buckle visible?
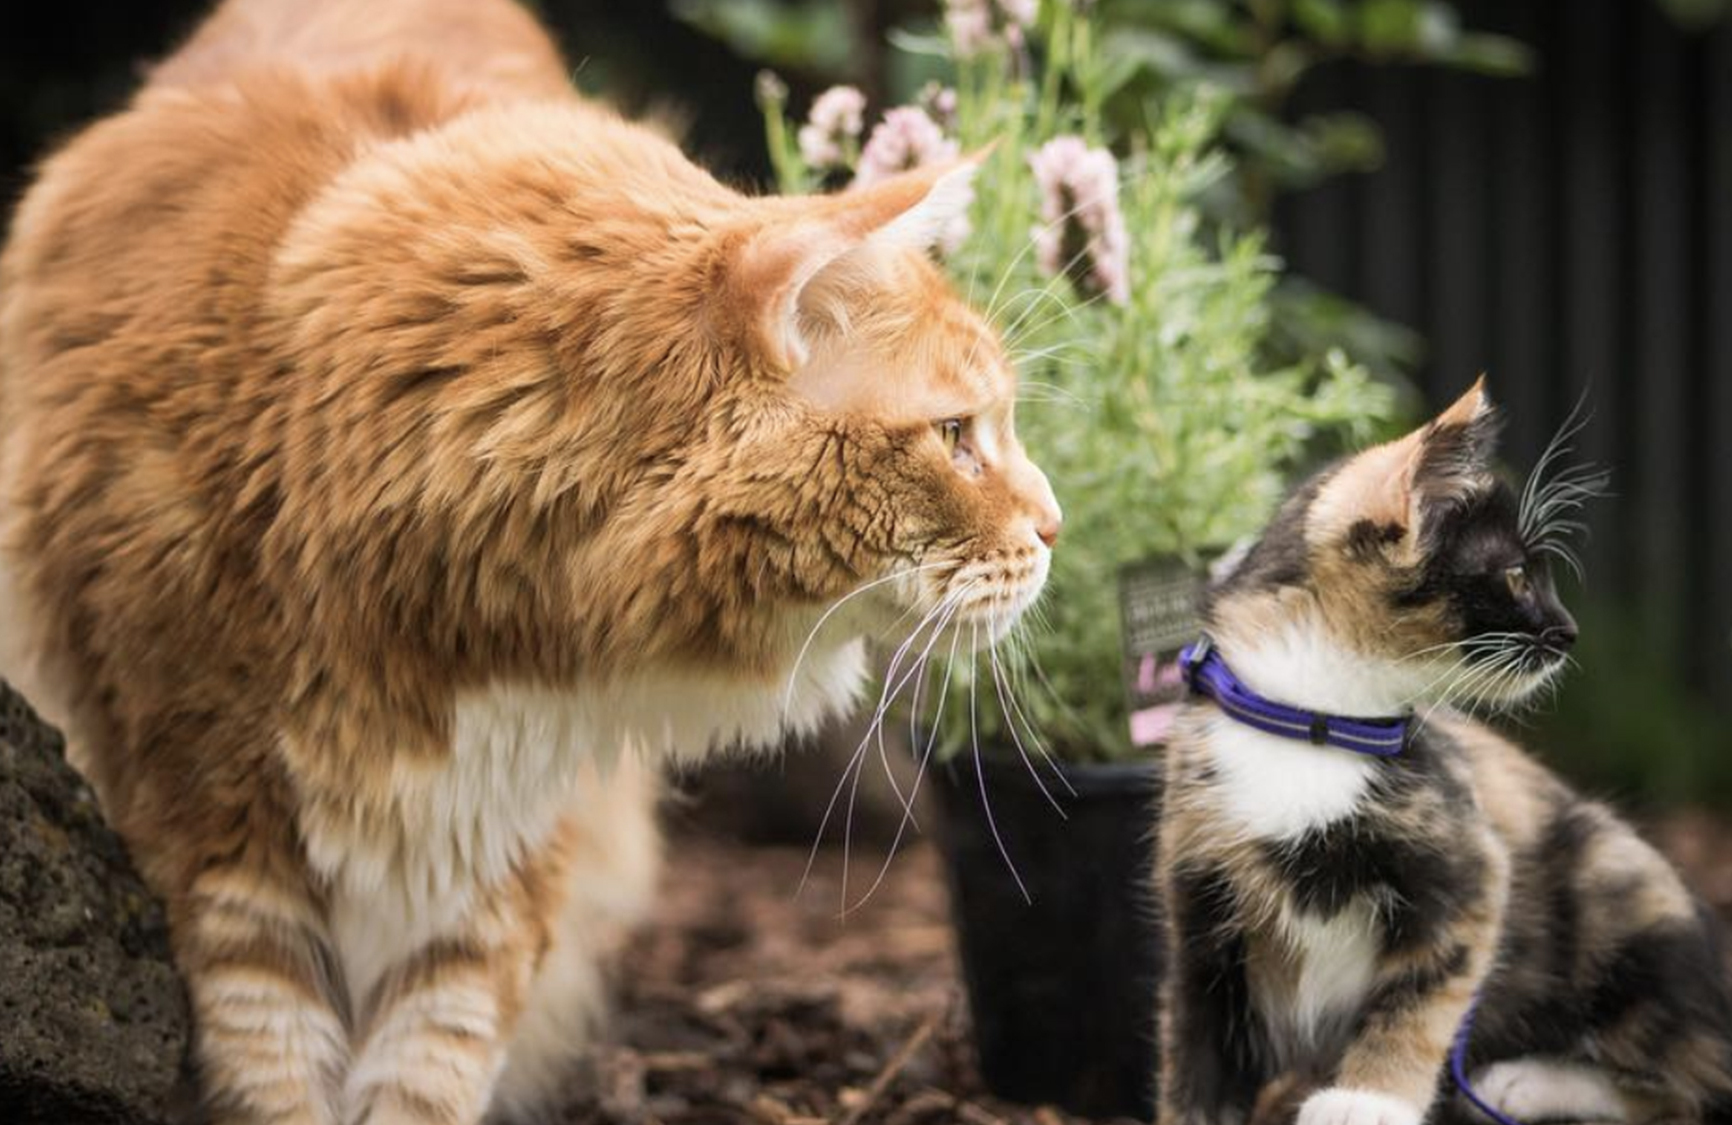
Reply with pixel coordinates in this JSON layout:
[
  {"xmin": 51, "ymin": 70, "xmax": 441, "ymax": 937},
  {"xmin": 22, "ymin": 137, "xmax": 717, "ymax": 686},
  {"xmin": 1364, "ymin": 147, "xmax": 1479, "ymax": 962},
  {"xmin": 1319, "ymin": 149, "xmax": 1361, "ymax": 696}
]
[{"xmin": 1180, "ymin": 633, "xmax": 1213, "ymax": 692}]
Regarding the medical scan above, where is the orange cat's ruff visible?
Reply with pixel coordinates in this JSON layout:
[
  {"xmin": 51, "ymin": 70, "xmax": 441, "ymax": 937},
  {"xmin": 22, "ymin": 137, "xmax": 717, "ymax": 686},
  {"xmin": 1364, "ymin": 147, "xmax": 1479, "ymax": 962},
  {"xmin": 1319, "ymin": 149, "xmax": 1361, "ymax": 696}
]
[{"xmin": 0, "ymin": 1, "xmax": 1060, "ymax": 1122}]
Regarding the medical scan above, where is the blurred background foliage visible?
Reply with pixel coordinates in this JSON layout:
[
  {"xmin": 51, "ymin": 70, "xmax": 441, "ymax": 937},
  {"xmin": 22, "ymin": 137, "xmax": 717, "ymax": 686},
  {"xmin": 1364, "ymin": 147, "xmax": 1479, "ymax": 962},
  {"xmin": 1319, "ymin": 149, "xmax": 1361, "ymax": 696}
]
[{"xmin": 1, "ymin": 0, "xmax": 1728, "ymax": 802}]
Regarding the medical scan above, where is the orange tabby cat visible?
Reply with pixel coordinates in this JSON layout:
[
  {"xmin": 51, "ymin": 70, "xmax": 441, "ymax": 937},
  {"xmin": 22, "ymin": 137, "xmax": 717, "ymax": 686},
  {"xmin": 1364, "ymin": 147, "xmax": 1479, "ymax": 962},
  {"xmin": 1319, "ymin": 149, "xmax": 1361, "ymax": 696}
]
[{"xmin": 0, "ymin": 1, "xmax": 1060, "ymax": 1122}]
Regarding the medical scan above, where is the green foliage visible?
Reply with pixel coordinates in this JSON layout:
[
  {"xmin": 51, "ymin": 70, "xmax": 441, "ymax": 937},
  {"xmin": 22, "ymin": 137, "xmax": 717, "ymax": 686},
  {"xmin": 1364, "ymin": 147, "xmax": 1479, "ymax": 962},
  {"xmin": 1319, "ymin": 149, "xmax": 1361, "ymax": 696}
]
[
  {"xmin": 671, "ymin": 0, "xmax": 860, "ymax": 74},
  {"xmin": 1089, "ymin": 0, "xmax": 1528, "ymax": 380},
  {"xmin": 760, "ymin": 3, "xmax": 1392, "ymax": 760},
  {"xmin": 1533, "ymin": 604, "xmax": 1732, "ymax": 808},
  {"xmin": 1651, "ymin": 0, "xmax": 1732, "ymax": 30}
]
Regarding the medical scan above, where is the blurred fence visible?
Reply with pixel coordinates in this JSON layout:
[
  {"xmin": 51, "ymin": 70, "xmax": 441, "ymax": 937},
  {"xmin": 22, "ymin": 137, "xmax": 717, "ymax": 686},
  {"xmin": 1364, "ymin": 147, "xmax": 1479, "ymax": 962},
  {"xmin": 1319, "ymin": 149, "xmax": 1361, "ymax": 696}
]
[{"xmin": 1274, "ymin": 0, "xmax": 1732, "ymax": 727}]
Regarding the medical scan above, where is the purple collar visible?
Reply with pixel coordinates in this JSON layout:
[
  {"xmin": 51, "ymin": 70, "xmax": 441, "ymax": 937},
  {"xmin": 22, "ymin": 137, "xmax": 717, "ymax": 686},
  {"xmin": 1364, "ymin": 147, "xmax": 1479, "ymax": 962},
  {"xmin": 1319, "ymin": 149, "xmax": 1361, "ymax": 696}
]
[{"xmin": 1178, "ymin": 636, "xmax": 1410, "ymax": 758}]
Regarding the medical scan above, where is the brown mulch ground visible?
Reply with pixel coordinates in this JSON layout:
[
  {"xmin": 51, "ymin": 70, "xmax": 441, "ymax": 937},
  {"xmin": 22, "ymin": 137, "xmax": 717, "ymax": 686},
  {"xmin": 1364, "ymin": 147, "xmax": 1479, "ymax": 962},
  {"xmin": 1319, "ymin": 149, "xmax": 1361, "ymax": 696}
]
[
  {"xmin": 567, "ymin": 830, "xmax": 1127, "ymax": 1125},
  {"xmin": 562, "ymin": 796, "xmax": 1732, "ymax": 1125}
]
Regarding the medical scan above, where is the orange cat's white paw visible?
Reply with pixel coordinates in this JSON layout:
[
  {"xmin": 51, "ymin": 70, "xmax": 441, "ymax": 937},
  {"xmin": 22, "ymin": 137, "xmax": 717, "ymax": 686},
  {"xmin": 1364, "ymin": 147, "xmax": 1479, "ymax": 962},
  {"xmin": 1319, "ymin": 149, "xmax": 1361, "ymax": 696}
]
[
  {"xmin": 1474, "ymin": 1058, "xmax": 1626, "ymax": 1122},
  {"xmin": 1298, "ymin": 1087, "xmax": 1423, "ymax": 1125}
]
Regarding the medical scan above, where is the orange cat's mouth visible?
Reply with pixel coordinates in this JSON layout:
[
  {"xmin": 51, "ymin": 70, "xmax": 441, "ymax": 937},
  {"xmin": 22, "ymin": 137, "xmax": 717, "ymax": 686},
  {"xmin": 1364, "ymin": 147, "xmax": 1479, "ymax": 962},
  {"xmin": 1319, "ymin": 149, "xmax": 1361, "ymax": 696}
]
[{"xmin": 915, "ymin": 547, "xmax": 1050, "ymax": 649}]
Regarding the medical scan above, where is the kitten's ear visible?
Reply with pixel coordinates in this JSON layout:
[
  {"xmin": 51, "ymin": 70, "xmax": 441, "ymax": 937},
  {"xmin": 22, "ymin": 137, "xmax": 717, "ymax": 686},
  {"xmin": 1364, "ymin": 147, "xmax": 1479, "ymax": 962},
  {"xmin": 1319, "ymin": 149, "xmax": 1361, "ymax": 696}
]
[
  {"xmin": 1320, "ymin": 377, "xmax": 1501, "ymax": 546},
  {"xmin": 732, "ymin": 153, "xmax": 983, "ymax": 372},
  {"xmin": 1409, "ymin": 376, "xmax": 1501, "ymax": 504}
]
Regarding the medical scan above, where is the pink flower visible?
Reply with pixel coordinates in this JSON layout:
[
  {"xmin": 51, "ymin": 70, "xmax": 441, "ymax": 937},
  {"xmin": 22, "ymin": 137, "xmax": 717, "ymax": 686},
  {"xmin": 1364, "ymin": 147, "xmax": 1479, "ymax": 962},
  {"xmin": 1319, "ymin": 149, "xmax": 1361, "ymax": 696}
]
[
  {"xmin": 1028, "ymin": 135, "xmax": 1130, "ymax": 305},
  {"xmin": 998, "ymin": 0, "xmax": 1039, "ymax": 27},
  {"xmin": 853, "ymin": 107, "xmax": 958, "ymax": 187},
  {"xmin": 797, "ymin": 85, "xmax": 867, "ymax": 171},
  {"xmin": 945, "ymin": 0, "xmax": 995, "ymax": 55},
  {"xmin": 945, "ymin": 0, "xmax": 1038, "ymax": 54},
  {"xmin": 853, "ymin": 107, "xmax": 970, "ymax": 254},
  {"xmin": 918, "ymin": 82, "xmax": 959, "ymax": 132}
]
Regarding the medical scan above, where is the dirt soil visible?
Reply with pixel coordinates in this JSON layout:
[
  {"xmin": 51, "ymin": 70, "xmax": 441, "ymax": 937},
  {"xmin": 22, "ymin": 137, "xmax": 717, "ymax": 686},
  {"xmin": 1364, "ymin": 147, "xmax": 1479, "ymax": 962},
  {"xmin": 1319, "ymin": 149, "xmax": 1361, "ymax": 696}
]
[
  {"xmin": 564, "ymin": 831, "xmax": 1127, "ymax": 1125},
  {"xmin": 561, "ymin": 807, "xmax": 1732, "ymax": 1125}
]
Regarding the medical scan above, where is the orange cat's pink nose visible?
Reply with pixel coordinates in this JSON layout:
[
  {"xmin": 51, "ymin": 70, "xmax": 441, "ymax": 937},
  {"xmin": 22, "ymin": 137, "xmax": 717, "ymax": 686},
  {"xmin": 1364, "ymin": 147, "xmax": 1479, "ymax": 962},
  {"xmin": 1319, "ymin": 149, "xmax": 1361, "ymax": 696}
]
[{"xmin": 1037, "ymin": 518, "xmax": 1061, "ymax": 547}]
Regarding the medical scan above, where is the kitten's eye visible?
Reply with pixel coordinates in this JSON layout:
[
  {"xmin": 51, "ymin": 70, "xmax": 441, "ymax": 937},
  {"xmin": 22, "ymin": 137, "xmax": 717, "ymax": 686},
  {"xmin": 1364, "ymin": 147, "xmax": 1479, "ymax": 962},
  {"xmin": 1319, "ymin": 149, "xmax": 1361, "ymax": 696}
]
[
  {"xmin": 1504, "ymin": 565, "xmax": 1530, "ymax": 598},
  {"xmin": 936, "ymin": 418, "xmax": 965, "ymax": 454}
]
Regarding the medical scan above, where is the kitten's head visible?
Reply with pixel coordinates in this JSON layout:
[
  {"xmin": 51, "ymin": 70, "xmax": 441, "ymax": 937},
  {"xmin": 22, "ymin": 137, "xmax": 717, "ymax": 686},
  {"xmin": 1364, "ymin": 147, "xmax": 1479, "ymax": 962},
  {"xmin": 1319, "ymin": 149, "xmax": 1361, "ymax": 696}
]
[
  {"xmin": 1209, "ymin": 379, "xmax": 1584, "ymax": 713},
  {"xmin": 725, "ymin": 156, "xmax": 1059, "ymax": 647}
]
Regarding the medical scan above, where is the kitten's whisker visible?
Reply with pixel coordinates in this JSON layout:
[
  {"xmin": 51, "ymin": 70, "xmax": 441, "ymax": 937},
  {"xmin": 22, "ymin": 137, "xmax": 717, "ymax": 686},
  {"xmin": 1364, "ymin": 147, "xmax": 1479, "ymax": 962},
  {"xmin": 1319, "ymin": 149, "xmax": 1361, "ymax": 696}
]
[
  {"xmin": 1517, "ymin": 392, "xmax": 1609, "ymax": 568},
  {"xmin": 1407, "ymin": 653, "xmax": 1477, "ymax": 710},
  {"xmin": 1397, "ymin": 633, "xmax": 1528, "ymax": 664},
  {"xmin": 1415, "ymin": 644, "xmax": 1515, "ymax": 716},
  {"xmin": 1422, "ymin": 645, "xmax": 1526, "ymax": 724},
  {"xmin": 1533, "ymin": 541, "xmax": 1586, "ymax": 583},
  {"xmin": 1518, "ymin": 395, "xmax": 1590, "ymax": 534}
]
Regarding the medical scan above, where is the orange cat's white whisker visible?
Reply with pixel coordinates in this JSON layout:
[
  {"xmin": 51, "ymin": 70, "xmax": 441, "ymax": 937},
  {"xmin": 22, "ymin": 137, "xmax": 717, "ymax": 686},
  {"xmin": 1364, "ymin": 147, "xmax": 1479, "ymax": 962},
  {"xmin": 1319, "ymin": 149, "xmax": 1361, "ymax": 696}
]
[
  {"xmin": 855, "ymin": 621, "xmax": 964, "ymax": 912},
  {"xmin": 969, "ymin": 622, "xmax": 1031, "ymax": 905},
  {"xmin": 979, "ymin": 161, "xmax": 1149, "ymax": 328},
  {"xmin": 780, "ymin": 560, "xmax": 949, "ymax": 726},
  {"xmin": 802, "ymin": 582, "xmax": 971, "ymax": 906},
  {"xmin": 842, "ymin": 592, "xmax": 973, "ymax": 915},
  {"xmin": 996, "ymin": 605, "xmax": 1072, "ymax": 795},
  {"xmin": 988, "ymin": 603, "xmax": 1065, "ymax": 819},
  {"xmin": 1002, "ymin": 276, "xmax": 1116, "ymax": 352}
]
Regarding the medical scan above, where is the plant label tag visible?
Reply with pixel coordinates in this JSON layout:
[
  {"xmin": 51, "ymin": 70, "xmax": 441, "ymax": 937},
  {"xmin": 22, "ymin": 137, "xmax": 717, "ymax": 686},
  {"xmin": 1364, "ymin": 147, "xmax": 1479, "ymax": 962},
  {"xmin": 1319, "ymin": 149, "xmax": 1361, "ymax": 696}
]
[{"xmin": 1118, "ymin": 558, "xmax": 1206, "ymax": 748}]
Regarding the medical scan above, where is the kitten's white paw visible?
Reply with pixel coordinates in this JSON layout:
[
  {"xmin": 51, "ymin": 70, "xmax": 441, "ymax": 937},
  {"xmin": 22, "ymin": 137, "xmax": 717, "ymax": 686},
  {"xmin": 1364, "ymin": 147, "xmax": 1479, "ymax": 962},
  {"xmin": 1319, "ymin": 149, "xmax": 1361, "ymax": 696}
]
[
  {"xmin": 1298, "ymin": 1087, "xmax": 1423, "ymax": 1125},
  {"xmin": 1473, "ymin": 1058, "xmax": 1627, "ymax": 1122}
]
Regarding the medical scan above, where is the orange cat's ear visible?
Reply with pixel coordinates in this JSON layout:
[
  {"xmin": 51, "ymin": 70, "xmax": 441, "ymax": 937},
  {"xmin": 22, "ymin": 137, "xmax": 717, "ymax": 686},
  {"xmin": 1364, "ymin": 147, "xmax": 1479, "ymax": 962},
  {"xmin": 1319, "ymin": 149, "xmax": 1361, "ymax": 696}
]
[{"xmin": 733, "ymin": 154, "xmax": 984, "ymax": 372}]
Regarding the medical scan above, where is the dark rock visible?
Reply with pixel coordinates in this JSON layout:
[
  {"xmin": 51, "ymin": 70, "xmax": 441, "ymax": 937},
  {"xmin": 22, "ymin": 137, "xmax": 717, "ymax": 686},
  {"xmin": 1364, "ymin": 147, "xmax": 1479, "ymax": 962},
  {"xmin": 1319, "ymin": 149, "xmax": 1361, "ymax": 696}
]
[{"xmin": 0, "ymin": 681, "xmax": 191, "ymax": 1124}]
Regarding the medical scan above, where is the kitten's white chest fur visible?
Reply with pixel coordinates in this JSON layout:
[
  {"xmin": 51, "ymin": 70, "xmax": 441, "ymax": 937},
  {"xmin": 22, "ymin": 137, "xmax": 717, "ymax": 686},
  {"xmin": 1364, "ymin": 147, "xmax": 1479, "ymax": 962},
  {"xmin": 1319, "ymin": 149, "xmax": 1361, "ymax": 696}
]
[
  {"xmin": 1206, "ymin": 717, "xmax": 1376, "ymax": 840},
  {"xmin": 1199, "ymin": 619, "xmax": 1400, "ymax": 841},
  {"xmin": 1199, "ymin": 620, "xmax": 1392, "ymax": 1047},
  {"xmin": 1263, "ymin": 901, "xmax": 1382, "ymax": 1055}
]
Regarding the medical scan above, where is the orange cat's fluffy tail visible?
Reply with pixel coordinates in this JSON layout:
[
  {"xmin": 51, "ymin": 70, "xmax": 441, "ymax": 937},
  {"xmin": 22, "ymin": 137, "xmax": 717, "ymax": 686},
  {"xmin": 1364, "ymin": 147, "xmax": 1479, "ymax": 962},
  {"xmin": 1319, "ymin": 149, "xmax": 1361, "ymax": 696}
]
[{"xmin": 149, "ymin": 0, "xmax": 573, "ymax": 102}]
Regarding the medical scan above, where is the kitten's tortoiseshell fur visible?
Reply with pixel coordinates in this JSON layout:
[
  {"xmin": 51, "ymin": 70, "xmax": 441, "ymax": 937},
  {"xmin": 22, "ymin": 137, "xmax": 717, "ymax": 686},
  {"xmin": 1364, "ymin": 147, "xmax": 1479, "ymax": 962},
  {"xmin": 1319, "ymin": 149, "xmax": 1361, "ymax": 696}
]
[{"xmin": 1158, "ymin": 383, "xmax": 1732, "ymax": 1125}]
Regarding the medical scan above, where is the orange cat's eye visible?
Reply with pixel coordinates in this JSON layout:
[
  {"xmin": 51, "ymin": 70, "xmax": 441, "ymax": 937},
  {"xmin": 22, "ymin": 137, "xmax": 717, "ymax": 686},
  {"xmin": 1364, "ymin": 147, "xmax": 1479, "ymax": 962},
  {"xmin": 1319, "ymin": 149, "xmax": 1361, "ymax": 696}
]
[
  {"xmin": 937, "ymin": 418, "xmax": 965, "ymax": 454},
  {"xmin": 1504, "ymin": 565, "xmax": 1529, "ymax": 598}
]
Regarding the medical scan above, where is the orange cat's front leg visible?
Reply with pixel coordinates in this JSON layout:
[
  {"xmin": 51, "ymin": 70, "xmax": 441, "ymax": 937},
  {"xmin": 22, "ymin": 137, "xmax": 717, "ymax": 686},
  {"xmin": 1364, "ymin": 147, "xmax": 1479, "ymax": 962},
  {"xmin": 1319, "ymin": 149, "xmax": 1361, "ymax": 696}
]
[
  {"xmin": 174, "ymin": 836, "xmax": 351, "ymax": 1125},
  {"xmin": 339, "ymin": 848, "xmax": 562, "ymax": 1125}
]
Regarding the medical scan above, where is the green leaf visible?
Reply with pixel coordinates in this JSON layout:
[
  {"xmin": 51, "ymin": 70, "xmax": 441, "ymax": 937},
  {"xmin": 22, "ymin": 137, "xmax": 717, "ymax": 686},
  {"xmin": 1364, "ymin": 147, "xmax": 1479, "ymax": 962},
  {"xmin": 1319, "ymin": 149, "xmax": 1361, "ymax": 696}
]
[
  {"xmin": 1292, "ymin": 0, "xmax": 1352, "ymax": 47},
  {"xmin": 669, "ymin": 0, "xmax": 857, "ymax": 73},
  {"xmin": 1652, "ymin": 0, "xmax": 1732, "ymax": 31},
  {"xmin": 1297, "ymin": 110, "xmax": 1385, "ymax": 175},
  {"xmin": 1100, "ymin": 28, "xmax": 1261, "ymax": 94},
  {"xmin": 1356, "ymin": 0, "xmax": 1430, "ymax": 56},
  {"xmin": 1100, "ymin": 0, "xmax": 1259, "ymax": 56},
  {"xmin": 1441, "ymin": 33, "xmax": 1536, "ymax": 76}
]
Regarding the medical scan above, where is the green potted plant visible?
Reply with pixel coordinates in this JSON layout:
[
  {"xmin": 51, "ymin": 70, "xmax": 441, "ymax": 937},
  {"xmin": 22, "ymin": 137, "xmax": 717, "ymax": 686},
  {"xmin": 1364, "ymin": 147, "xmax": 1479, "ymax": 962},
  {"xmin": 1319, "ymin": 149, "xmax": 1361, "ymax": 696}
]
[{"xmin": 760, "ymin": 2, "xmax": 1392, "ymax": 1117}]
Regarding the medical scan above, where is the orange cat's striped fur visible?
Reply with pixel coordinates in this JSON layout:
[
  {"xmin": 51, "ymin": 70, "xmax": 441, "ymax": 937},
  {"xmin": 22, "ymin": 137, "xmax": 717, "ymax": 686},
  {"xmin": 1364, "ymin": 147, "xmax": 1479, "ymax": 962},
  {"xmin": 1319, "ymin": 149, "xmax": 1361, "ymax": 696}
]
[{"xmin": 0, "ymin": 1, "xmax": 1061, "ymax": 1122}]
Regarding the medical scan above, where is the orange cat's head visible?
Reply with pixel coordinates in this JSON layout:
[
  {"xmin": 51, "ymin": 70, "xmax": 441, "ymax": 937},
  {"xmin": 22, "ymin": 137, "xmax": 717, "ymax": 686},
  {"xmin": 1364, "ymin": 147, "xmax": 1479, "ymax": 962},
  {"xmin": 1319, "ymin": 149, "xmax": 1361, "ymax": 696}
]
[
  {"xmin": 711, "ymin": 155, "xmax": 1060, "ymax": 653},
  {"xmin": 264, "ymin": 107, "xmax": 1057, "ymax": 684}
]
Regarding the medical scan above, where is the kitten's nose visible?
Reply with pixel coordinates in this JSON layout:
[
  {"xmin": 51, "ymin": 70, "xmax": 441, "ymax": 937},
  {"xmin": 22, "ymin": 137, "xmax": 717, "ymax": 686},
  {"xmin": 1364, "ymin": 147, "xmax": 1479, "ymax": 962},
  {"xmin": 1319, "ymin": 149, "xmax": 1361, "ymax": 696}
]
[
  {"xmin": 1542, "ymin": 623, "xmax": 1578, "ymax": 651},
  {"xmin": 1037, "ymin": 517, "xmax": 1060, "ymax": 548}
]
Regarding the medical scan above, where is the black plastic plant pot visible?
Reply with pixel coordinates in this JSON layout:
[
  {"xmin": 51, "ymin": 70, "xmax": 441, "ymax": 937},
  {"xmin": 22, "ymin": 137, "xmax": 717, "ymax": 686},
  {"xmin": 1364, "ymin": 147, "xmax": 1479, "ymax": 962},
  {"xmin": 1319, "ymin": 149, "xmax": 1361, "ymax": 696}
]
[{"xmin": 933, "ymin": 748, "xmax": 1163, "ymax": 1122}]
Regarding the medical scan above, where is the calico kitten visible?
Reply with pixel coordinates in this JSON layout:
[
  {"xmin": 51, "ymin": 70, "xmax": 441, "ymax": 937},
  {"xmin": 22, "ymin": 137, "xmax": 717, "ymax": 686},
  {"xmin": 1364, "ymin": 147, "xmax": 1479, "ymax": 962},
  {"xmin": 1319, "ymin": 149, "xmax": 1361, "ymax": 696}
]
[
  {"xmin": 1158, "ymin": 381, "xmax": 1732, "ymax": 1125},
  {"xmin": 0, "ymin": 1, "xmax": 1060, "ymax": 1122}
]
